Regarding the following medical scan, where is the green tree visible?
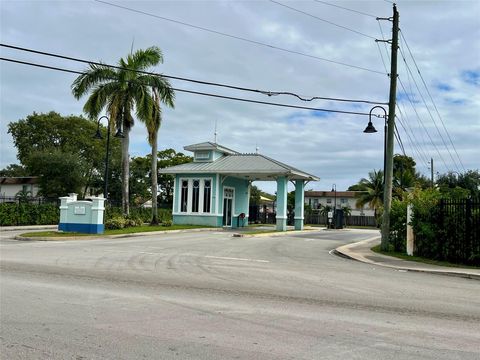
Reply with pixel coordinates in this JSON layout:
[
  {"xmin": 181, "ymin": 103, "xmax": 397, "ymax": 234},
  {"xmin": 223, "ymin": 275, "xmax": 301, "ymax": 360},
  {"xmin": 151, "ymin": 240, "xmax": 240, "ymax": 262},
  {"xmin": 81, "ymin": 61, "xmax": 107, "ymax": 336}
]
[
  {"xmin": 436, "ymin": 170, "xmax": 480, "ymax": 197},
  {"xmin": 0, "ymin": 164, "xmax": 29, "ymax": 177},
  {"xmin": 157, "ymin": 149, "xmax": 192, "ymax": 204},
  {"xmin": 27, "ymin": 151, "xmax": 85, "ymax": 198},
  {"xmin": 355, "ymin": 169, "xmax": 384, "ymax": 218},
  {"xmin": 146, "ymin": 82, "xmax": 174, "ymax": 224},
  {"xmin": 7, "ymin": 111, "xmax": 120, "ymax": 198},
  {"xmin": 72, "ymin": 46, "xmax": 167, "ymax": 216}
]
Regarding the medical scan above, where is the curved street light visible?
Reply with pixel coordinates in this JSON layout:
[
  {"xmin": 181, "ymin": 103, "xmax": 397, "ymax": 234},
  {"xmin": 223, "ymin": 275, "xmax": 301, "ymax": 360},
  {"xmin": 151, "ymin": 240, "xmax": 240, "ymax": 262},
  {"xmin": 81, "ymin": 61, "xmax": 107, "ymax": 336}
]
[
  {"xmin": 94, "ymin": 116, "xmax": 124, "ymax": 199},
  {"xmin": 364, "ymin": 106, "xmax": 388, "ymax": 184}
]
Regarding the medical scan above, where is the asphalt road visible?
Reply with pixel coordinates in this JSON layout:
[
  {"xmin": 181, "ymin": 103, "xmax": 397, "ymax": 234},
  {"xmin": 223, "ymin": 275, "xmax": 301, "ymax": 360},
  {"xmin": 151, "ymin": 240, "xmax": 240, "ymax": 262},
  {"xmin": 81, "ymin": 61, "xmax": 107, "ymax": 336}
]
[{"xmin": 1, "ymin": 228, "xmax": 479, "ymax": 359}]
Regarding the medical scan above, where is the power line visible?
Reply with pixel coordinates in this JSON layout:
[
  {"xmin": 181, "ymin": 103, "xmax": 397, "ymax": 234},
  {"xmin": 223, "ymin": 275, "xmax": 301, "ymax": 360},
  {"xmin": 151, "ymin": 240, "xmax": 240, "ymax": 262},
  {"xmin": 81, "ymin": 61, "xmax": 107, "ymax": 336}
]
[
  {"xmin": 400, "ymin": 29, "xmax": 466, "ymax": 172},
  {"xmin": 1, "ymin": 57, "xmax": 382, "ymax": 117},
  {"xmin": 313, "ymin": 0, "xmax": 377, "ymax": 18},
  {"xmin": 396, "ymin": 109, "xmax": 430, "ymax": 167},
  {"xmin": 269, "ymin": 0, "xmax": 377, "ymax": 39},
  {"xmin": 394, "ymin": 123, "xmax": 407, "ymax": 156},
  {"xmin": 398, "ymin": 46, "xmax": 462, "ymax": 173},
  {"xmin": 93, "ymin": 0, "xmax": 385, "ymax": 75},
  {"xmin": 397, "ymin": 76, "xmax": 450, "ymax": 172},
  {"xmin": 0, "ymin": 43, "xmax": 387, "ymax": 106}
]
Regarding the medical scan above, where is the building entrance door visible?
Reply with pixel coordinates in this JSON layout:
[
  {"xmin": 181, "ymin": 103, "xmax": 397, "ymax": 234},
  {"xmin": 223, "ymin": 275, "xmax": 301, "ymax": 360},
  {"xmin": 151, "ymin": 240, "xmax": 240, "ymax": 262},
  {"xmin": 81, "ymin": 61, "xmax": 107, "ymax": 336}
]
[{"xmin": 222, "ymin": 187, "xmax": 234, "ymax": 227}]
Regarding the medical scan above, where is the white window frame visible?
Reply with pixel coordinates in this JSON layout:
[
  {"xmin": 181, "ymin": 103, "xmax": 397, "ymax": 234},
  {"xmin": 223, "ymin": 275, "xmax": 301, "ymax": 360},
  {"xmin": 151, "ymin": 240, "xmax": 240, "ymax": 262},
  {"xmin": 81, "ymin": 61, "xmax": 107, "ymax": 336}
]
[{"xmin": 177, "ymin": 177, "xmax": 213, "ymax": 215}]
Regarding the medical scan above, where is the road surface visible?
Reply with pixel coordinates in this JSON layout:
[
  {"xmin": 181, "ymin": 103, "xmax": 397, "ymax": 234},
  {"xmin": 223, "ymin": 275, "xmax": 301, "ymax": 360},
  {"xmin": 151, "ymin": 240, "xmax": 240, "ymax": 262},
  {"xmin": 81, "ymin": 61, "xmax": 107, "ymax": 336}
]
[{"xmin": 1, "ymin": 228, "xmax": 479, "ymax": 359}]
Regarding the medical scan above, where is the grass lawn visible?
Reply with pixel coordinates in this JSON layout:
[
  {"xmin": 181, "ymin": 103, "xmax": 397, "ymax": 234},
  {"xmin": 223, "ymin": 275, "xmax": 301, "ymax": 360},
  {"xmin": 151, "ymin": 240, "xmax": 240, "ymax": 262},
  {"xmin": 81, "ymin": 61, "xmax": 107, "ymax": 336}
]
[
  {"xmin": 21, "ymin": 224, "xmax": 212, "ymax": 238},
  {"xmin": 371, "ymin": 245, "xmax": 480, "ymax": 269}
]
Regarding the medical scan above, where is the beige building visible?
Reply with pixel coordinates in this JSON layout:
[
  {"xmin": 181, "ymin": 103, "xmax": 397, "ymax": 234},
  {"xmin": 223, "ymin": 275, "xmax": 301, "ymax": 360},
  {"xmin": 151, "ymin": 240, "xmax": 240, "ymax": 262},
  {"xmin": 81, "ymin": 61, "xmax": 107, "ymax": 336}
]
[
  {"xmin": 304, "ymin": 190, "xmax": 375, "ymax": 216},
  {"xmin": 0, "ymin": 177, "xmax": 40, "ymax": 200}
]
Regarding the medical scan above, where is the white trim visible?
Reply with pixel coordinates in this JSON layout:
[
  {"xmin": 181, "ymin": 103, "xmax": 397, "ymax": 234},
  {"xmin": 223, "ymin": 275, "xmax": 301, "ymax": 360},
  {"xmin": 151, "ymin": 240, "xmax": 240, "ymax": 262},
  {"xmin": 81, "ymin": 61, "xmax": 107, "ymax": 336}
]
[
  {"xmin": 294, "ymin": 216, "xmax": 304, "ymax": 220},
  {"xmin": 216, "ymin": 174, "xmax": 220, "ymax": 214},
  {"xmin": 222, "ymin": 186, "xmax": 235, "ymax": 227},
  {"xmin": 276, "ymin": 216, "xmax": 288, "ymax": 220},
  {"xmin": 172, "ymin": 176, "xmax": 177, "ymax": 213},
  {"xmin": 198, "ymin": 179, "xmax": 204, "ymax": 214},
  {"xmin": 173, "ymin": 212, "xmax": 222, "ymax": 217}
]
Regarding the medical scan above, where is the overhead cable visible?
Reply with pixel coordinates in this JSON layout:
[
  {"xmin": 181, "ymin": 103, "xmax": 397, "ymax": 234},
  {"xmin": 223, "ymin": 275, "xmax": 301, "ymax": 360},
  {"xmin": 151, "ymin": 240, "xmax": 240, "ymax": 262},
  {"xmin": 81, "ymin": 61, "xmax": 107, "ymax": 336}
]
[
  {"xmin": 0, "ymin": 43, "xmax": 387, "ymax": 105},
  {"xmin": 400, "ymin": 30, "xmax": 466, "ymax": 172},
  {"xmin": 313, "ymin": 0, "xmax": 377, "ymax": 18},
  {"xmin": 93, "ymin": 0, "xmax": 385, "ymax": 75},
  {"xmin": 269, "ymin": 0, "xmax": 377, "ymax": 39},
  {"xmin": 1, "ymin": 57, "xmax": 381, "ymax": 117},
  {"xmin": 399, "ymin": 46, "xmax": 461, "ymax": 173}
]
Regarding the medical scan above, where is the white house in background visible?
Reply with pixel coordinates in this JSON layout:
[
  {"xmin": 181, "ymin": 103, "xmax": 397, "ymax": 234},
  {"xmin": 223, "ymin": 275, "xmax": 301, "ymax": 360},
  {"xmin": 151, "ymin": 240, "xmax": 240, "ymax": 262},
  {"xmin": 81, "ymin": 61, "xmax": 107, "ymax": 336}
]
[
  {"xmin": 0, "ymin": 177, "xmax": 40, "ymax": 199},
  {"xmin": 304, "ymin": 190, "xmax": 375, "ymax": 216}
]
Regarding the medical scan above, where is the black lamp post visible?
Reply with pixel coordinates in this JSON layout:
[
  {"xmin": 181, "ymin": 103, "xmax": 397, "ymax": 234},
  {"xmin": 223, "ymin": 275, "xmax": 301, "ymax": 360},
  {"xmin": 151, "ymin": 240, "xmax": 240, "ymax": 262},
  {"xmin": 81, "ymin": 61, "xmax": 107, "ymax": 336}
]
[
  {"xmin": 364, "ymin": 106, "xmax": 388, "ymax": 184},
  {"xmin": 94, "ymin": 116, "xmax": 124, "ymax": 199},
  {"xmin": 331, "ymin": 183, "xmax": 336, "ymax": 229}
]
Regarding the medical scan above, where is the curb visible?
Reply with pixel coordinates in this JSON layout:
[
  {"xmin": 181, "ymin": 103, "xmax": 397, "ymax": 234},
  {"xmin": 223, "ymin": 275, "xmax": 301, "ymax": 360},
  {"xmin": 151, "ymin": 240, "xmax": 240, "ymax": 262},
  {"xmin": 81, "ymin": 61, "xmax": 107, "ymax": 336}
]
[
  {"xmin": 334, "ymin": 238, "xmax": 480, "ymax": 281},
  {"xmin": 14, "ymin": 227, "xmax": 220, "ymax": 241},
  {"xmin": 233, "ymin": 227, "xmax": 322, "ymax": 238}
]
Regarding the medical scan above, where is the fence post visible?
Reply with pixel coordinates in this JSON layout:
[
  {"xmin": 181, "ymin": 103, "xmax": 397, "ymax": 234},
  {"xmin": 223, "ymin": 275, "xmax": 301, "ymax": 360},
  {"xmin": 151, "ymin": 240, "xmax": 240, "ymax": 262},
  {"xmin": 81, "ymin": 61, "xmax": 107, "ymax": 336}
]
[
  {"xmin": 465, "ymin": 198, "xmax": 472, "ymax": 262},
  {"xmin": 406, "ymin": 204, "xmax": 414, "ymax": 256}
]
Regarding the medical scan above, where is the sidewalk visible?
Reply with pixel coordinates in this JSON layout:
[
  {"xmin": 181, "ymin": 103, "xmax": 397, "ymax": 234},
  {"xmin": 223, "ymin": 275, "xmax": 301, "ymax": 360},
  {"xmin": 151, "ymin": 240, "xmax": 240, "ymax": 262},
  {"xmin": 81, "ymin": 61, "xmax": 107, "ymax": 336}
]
[
  {"xmin": 335, "ymin": 238, "xmax": 480, "ymax": 280},
  {"xmin": 0, "ymin": 225, "xmax": 58, "ymax": 232}
]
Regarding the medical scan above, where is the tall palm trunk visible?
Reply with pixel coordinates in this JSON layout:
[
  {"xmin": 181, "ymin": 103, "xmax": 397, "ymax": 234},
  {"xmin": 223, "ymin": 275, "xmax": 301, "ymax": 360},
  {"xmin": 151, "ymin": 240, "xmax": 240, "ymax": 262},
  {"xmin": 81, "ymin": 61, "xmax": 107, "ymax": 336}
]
[
  {"xmin": 122, "ymin": 126, "xmax": 130, "ymax": 216},
  {"xmin": 150, "ymin": 129, "xmax": 159, "ymax": 225}
]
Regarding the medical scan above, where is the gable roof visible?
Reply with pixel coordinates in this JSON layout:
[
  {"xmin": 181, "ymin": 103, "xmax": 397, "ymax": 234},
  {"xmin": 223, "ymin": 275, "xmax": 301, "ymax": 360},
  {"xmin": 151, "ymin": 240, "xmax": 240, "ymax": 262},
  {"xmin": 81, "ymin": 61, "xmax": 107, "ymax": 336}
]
[
  {"xmin": 183, "ymin": 142, "xmax": 238, "ymax": 155},
  {"xmin": 160, "ymin": 153, "xmax": 319, "ymax": 181},
  {"xmin": 0, "ymin": 177, "xmax": 39, "ymax": 185}
]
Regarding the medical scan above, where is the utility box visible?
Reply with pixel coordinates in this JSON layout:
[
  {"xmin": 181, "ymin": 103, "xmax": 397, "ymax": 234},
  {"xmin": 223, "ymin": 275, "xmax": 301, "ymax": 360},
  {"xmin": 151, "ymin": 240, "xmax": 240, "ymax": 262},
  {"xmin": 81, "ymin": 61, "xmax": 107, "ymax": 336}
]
[
  {"xmin": 58, "ymin": 193, "xmax": 105, "ymax": 234},
  {"xmin": 334, "ymin": 209, "xmax": 344, "ymax": 229}
]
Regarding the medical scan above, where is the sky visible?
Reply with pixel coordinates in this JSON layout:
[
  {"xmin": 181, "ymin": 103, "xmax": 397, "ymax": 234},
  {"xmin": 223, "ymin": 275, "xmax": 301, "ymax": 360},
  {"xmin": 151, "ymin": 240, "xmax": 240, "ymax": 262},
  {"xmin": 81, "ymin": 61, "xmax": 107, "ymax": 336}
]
[{"xmin": 1, "ymin": 0, "xmax": 479, "ymax": 194}]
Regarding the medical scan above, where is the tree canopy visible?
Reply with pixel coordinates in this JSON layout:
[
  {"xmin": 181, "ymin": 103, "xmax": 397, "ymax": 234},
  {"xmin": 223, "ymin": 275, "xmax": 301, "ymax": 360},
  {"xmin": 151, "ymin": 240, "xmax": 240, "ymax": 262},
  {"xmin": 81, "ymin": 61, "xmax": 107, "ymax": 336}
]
[{"xmin": 6, "ymin": 111, "xmax": 121, "ymax": 198}]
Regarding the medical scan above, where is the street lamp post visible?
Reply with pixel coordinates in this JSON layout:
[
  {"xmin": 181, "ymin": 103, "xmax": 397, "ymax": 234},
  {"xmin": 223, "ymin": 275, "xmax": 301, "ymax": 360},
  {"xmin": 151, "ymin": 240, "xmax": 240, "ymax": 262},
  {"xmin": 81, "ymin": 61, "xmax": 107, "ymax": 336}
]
[
  {"xmin": 331, "ymin": 184, "xmax": 336, "ymax": 229},
  {"xmin": 94, "ymin": 116, "xmax": 124, "ymax": 199},
  {"xmin": 363, "ymin": 106, "xmax": 388, "ymax": 185}
]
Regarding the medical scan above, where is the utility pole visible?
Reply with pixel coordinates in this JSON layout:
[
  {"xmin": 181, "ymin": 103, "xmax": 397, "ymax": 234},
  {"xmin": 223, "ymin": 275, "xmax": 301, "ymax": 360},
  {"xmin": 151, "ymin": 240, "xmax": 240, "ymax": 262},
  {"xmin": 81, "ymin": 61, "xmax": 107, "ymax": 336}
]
[
  {"xmin": 379, "ymin": 4, "xmax": 399, "ymax": 251},
  {"xmin": 430, "ymin": 158, "xmax": 434, "ymax": 188}
]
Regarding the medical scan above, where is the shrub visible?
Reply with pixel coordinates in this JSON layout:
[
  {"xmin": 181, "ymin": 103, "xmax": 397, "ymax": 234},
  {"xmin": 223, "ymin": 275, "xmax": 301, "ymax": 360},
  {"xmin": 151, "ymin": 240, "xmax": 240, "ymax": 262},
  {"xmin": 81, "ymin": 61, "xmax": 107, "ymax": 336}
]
[
  {"xmin": 162, "ymin": 219, "xmax": 173, "ymax": 227},
  {"xmin": 0, "ymin": 203, "xmax": 59, "ymax": 226},
  {"xmin": 104, "ymin": 216, "xmax": 125, "ymax": 230}
]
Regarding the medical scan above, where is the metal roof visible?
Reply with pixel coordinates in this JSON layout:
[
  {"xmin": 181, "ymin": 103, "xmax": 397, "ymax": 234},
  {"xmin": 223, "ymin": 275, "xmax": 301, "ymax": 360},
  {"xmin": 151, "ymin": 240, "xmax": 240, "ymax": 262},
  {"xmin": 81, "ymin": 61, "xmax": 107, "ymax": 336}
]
[
  {"xmin": 183, "ymin": 141, "xmax": 238, "ymax": 155},
  {"xmin": 160, "ymin": 153, "xmax": 319, "ymax": 181}
]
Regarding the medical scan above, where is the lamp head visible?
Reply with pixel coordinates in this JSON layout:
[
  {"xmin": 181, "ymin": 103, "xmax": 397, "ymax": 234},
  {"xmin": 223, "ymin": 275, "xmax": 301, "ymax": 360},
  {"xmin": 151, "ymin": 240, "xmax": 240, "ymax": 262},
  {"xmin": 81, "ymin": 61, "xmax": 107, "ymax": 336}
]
[
  {"xmin": 363, "ymin": 121, "xmax": 378, "ymax": 133},
  {"xmin": 93, "ymin": 129, "xmax": 103, "ymax": 140}
]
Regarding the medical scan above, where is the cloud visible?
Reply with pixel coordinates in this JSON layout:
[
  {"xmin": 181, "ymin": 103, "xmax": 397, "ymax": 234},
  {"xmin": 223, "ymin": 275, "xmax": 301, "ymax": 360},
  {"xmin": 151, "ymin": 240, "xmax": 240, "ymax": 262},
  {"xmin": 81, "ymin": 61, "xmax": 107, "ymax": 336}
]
[
  {"xmin": 461, "ymin": 70, "xmax": 480, "ymax": 86},
  {"xmin": 1, "ymin": 0, "xmax": 479, "ymax": 193}
]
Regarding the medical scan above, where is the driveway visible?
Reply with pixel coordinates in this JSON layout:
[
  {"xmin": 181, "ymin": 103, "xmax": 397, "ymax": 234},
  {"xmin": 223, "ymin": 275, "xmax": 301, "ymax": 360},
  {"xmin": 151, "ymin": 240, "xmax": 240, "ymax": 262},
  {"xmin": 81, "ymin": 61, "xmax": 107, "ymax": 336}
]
[{"xmin": 1, "ymin": 229, "xmax": 479, "ymax": 359}]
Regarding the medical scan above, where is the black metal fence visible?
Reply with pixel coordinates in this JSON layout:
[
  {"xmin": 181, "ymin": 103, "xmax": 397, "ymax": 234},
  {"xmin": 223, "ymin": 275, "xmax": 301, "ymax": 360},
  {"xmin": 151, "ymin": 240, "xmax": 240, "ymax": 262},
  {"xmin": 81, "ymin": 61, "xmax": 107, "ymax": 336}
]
[
  {"xmin": 0, "ymin": 196, "xmax": 59, "ymax": 205},
  {"xmin": 440, "ymin": 198, "xmax": 479, "ymax": 264},
  {"xmin": 304, "ymin": 213, "xmax": 377, "ymax": 227}
]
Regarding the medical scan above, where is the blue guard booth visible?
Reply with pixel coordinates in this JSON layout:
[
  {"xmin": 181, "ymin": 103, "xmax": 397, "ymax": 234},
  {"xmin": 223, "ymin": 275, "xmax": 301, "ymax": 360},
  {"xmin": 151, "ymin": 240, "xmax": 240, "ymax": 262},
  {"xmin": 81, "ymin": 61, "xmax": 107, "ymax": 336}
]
[
  {"xmin": 58, "ymin": 193, "xmax": 105, "ymax": 234},
  {"xmin": 161, "ymin": 142, "xmax": 319, "ymax": 231}
]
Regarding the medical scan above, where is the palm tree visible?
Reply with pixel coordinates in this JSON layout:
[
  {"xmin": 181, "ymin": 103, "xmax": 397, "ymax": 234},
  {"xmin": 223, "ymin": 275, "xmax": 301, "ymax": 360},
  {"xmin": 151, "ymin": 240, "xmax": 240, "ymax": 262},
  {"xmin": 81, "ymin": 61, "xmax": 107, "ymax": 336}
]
[
  {"xmin": 355, "ymin": 170, "xmax": 384, "ymax": 218},
  {"xmin": 147, "ymin": 86, "xmax": 174, "ymax": 224},
  {"xmin": 72, "ymin": 47, "xmax": 164, "ymax": 215}
]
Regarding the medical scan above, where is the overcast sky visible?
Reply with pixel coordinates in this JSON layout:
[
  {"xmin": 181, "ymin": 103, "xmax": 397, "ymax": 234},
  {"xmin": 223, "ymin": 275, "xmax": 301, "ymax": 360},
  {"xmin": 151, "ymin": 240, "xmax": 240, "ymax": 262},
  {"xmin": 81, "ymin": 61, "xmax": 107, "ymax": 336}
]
[{"xmin": 1, "ymin": 0, "xmax": 479, "ymax": 193}]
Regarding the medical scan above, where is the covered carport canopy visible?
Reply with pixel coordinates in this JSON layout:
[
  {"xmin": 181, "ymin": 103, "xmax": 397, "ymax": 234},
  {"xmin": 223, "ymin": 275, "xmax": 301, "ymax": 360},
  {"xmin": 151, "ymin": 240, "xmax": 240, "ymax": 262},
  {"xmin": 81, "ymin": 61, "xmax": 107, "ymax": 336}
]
[{"xmin": 162, "ymin": 153, "xmax": 319, "ymax": 231}]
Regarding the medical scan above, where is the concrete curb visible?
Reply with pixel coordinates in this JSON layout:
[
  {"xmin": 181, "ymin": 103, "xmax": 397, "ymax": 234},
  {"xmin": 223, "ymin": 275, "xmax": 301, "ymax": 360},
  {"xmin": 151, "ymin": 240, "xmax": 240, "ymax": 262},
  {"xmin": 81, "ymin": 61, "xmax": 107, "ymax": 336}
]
[
  {"xmin": 14, "ymin": 227, "xmax": 220, "ymax": 241},
  {"xmin": 233, "ymin": 227, "xmax": 323, "ymax": 238},
  {"xmin": 335, "ymin": 238, "xmax": 480, "ymax": 280}
]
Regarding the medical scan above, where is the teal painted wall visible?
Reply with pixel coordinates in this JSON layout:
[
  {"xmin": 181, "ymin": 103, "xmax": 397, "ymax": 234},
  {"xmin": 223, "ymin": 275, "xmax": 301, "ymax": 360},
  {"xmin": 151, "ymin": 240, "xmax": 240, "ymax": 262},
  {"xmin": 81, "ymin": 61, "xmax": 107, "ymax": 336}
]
[
  {"xmin": 221, "ymin": 176, "xmax": 249, "ymax": 227},
  {"xmin": 173, "ymin": 214, "xmax": 222, "ymax": 227},
  {"xmin": 174, "ymin": 173, "xmax": 218, "ymax": 214},
  {"xmin": 172, "ymin": 174, "xmax": 249, "ymax": 228}
]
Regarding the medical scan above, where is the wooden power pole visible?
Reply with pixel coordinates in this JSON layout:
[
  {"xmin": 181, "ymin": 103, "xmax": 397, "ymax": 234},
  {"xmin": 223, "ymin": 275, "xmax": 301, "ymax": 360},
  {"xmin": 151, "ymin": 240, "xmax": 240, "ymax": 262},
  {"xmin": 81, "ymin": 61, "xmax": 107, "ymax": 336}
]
[{"xmin": 380, "ymin": 4, "xmax": 400, "ymax": 251}]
